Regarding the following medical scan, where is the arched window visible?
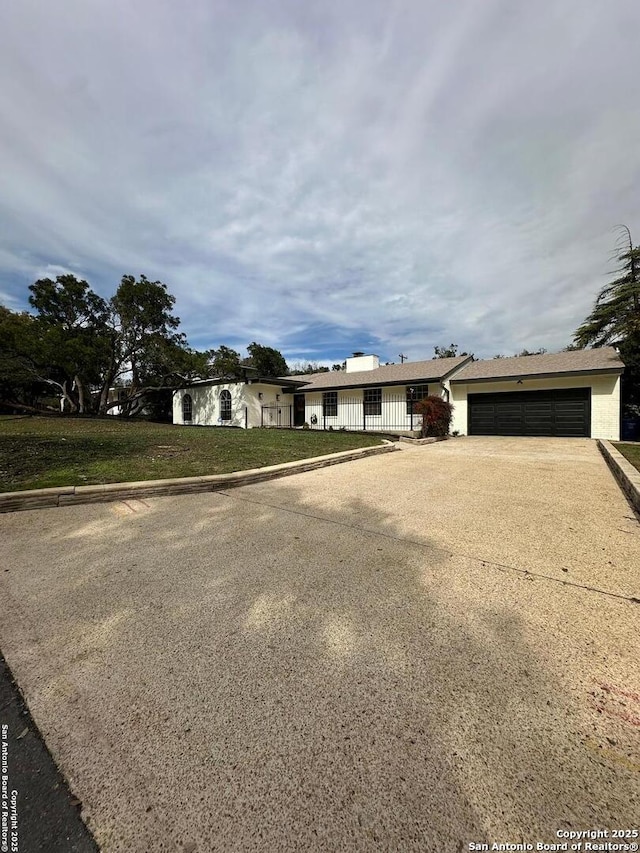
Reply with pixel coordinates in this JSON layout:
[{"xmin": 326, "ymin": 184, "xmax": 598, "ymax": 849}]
[
  {"xmin": 182, "ymin": 393, "xmax": 193, "ymax": 422},
  {"xmin": 220, "ymin": 389, "xmax": 232, "ymax": 422}
]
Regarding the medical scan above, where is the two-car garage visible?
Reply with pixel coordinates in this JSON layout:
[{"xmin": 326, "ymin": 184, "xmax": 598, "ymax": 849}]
[
  {"xmin": 448, "ymin": 347, "xmax": 625, "ymax": 441},
  {"xmin": 468, "ymin": 388, "xmax": 590, "ymax": 437}
]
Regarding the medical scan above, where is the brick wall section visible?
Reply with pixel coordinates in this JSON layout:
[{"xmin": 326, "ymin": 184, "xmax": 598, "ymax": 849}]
[
  {"xmin": 448, "ymin": 373, "xmax": 620, "ymax": 440},
  {"xmin": 591, "ymin": 375, "xmax": 620, "ymax": 440}
]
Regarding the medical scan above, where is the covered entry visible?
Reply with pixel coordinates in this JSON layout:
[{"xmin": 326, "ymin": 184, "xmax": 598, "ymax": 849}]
[{"xmin": 468, "ymin": 388, "xmax": 591, "ymax": 437}]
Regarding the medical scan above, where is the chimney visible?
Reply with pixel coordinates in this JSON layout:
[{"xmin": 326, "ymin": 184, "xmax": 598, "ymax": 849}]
[{"xmin": 345, "ymin": 353, "xmax": 380, "ymax": 373}]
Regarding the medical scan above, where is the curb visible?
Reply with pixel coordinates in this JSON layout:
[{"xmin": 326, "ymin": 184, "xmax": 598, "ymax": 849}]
[
  {"xmin": 398, "ymin": 435, "xmax": 449, "ymax": 446},
  {"xmin": 597, "ymin": 440, "xmax": 640, "ymax": 515},
  {"xmin": 0, "ymin": 443, "xmax": 397, "ymax": 514}
]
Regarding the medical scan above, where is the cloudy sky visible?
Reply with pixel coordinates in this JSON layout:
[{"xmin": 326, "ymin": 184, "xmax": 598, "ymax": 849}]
[{"xmin": 1, "ymin": 0, "xmax": 639, "ymax": 364}]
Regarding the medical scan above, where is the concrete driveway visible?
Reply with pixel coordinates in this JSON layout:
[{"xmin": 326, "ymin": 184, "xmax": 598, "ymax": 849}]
[{"xmin": 1, "ymin": 437, "xmax": 638, "ymax": 852}]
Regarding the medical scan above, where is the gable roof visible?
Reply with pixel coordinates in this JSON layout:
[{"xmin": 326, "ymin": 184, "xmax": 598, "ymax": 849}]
[
  {"xmin": 287, "ymin": 355, "xmax": 472, "ymax": 392},
  {"xmin": 450, "ymin": 347, "xmax": 624, "ymax": 384}
]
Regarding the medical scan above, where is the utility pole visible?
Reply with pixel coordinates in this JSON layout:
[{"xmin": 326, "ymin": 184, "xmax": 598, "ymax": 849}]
[{"xmin": 398, "ymin": 353, "xmax": 407, "ymax": 363}]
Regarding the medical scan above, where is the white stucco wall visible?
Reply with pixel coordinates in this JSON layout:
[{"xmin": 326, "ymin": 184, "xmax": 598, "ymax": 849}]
[
  {"xmin": 247, "ymin": 383, "xmax": 292, "ymax": 428},
  {"xmin": 172, "ymin": 382, "xmax": 293, "ymax": 428},
  {"xmin": 447, "ymin": 373, "xmax": 621, "ymax": 440},
  {"xmin": 173, "ymin": 383, "xmax": 247, "ymax": 427}
]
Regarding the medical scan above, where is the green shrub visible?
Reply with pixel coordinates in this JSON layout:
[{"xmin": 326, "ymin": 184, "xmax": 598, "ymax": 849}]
[{"xmin": 414, "ymin": 395, "xmax": 453, "ymax": 437}]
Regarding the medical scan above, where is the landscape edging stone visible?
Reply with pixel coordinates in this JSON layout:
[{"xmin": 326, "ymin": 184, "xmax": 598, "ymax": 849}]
[
  {"xmin": 597, "ymin": 439, "xmax": 640, "ymax": 514},
  {"xmin": 0, "ymin": 443, "xmax": 397, "ymax": 513}
]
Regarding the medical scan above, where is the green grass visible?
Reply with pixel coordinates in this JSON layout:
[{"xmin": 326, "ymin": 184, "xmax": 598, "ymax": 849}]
[
  {"xmin": 0, "ymin": 416, "xmax": 384, "ymax": 492},
  {"xmin": 613, "ymin": 442, "xmax": 640, "ymax": 473}
]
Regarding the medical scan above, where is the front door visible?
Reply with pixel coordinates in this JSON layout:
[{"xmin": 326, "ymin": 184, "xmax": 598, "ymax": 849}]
[{"xmin": 293, "ymin": 394, "xmax": 306, "ymax": 427}]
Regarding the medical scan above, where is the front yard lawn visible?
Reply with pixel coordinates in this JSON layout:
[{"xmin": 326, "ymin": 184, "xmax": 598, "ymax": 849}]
[
  {"xmin": 0, "ymin": 416, "xmax": 384, "ymax": 492},
  {"xmin": 613, "ymin": 441, "xmax": 640, "ymax": 473}
]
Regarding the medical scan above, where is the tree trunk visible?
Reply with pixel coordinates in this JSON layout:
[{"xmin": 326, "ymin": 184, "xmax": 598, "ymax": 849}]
[
  {"xmin": 74, "ymin": 375, "xmax": 90, "ymax": 414},
  {"xmin": 97, "ymin": 365, "xmax": 118, "ymax": 415},
  {"xmin": 61, "ymin": 379, "xmax": 78, "ymax": 414},
  {"xmin": 97, "ymin": 381, "xmax": 114, "ymax": 415}
]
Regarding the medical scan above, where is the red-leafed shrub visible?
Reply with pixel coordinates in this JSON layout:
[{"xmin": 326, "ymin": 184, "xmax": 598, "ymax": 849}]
[{"xmin": 414, "ymin": 395, "xmax": 453, "ymax": 437}]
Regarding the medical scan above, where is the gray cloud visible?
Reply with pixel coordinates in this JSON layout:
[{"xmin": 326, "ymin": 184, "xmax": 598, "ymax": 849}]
[{"xmin": 1, "ymin": 0, "xmax": 639, "ymax": 361}]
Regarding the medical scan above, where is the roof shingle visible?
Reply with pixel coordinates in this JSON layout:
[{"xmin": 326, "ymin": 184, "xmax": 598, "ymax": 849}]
[
  {"xmin": 286, "ymin": 356, "xmax": 471, "ymax": 391},
  {"xmin": 450, "ymin": 347, "xmax": 624, "ymax": 383}
]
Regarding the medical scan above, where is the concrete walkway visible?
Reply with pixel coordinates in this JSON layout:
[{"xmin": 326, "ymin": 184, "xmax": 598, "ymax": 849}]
[{"xmin": 0, "ymin": 437, "xmax": 638, "ymax": 851}]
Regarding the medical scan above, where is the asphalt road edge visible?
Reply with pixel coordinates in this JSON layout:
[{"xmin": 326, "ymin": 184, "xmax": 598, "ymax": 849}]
[{"xmin": 0, "ymin": 652, "xmax": 99, "ymax": 852}]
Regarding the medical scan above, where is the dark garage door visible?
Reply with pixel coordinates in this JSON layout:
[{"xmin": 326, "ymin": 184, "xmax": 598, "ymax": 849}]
[{"xmin": 468, "ymin": 388, "xmax": 590, "ymax": 437}]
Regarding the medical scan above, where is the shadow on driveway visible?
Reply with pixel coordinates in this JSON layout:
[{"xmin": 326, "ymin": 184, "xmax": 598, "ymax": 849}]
[{"xmin": 0, "ymin": 471, "xmax": 638, "ymax": 851}]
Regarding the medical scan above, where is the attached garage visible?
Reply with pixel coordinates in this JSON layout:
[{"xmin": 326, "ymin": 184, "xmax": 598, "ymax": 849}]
[
  {"xmin": 448, "ymin": 347, "xmax": 624, "ymax": 441},
  {"xmin": 468, "ymin": 388, "xmax": 590, "ymax": 437}
]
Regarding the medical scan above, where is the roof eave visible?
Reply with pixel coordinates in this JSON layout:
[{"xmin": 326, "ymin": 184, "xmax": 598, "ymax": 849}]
[
  {"xmin": 450, "ymin": 366, "xmax": 624, "ymax": 384},
  {"xmin": 249, "ymin": 377, "xmax": 306, "ymax": 387},
  {"xmin": 176, "ymin": 378, "xmax": 244, "ymax": 389},
  {"xmin": 294, "ymin": 376, "xmax": 450, "ymax": 392}
]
